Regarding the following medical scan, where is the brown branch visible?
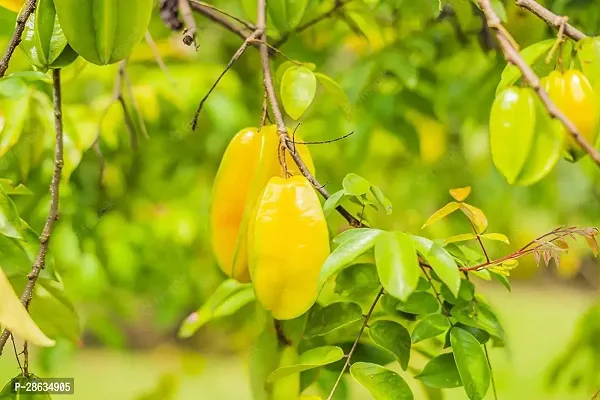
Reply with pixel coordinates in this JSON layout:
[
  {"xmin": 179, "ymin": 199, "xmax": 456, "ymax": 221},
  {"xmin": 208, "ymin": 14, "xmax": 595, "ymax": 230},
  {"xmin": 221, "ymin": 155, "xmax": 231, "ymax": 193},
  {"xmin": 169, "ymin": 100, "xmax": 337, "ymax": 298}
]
[
  {"xmin": 256, "ymin": 0, "xmax": 362, "ymax": 227},
  {"xmin": 327, "ymin": 289, "xmax": 383, "ymax": 400},
  {"xmin": 515, "ymin": 0, "xmax": 586, "ymax": 41},
  {"xmin": 478, "ymin": 0, "xmax": 600, "ymax": 167},
  {"xmin": 144, "ymin": 31, "xmax": 177, "ymax": 87},
  {"xmin": 274, "ymin": 0, "xmax": 356, "ymax": 47},
  {"xmin": 190, "ymin": 1, "xmax": 256, "ymax": 44},
  {"xmin": 190, "ymin": 0, "xmax": 257, "ymax": 31},
  {"xmin": 191, "ymin": 28, "xmax": 263, "ymax": 130},
  {"xmin": 179, "ymin": 0, "xmax": 199, "ymax": 47},
  {"xmin": 0, "ymin": 69, "xmax": 64, "ymax": 355},
  {"xmin": 0, "ymin": 0, "xmax": 37, "ymax": 78}
]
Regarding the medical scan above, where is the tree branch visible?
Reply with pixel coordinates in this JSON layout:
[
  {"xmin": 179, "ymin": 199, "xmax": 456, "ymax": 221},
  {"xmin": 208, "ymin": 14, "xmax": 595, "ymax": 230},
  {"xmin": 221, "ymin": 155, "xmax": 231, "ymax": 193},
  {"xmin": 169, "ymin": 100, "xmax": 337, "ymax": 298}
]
[
  {"xmin": 515, "ymin": 0, "xmax": 586, "ymax": 41},
  {"xmin": 179, "ymin": 0, "xmax": 199, "ymax": 47},
  {"xmin": 0, "ymin": 0, "xmax": 37, "ymax": 78},
  {"xmin": 326, "ymin": 288, "xmax": 384, "ymax": 400},
  {"xmin": 190, "ymin": 0, "xmax": 257, "ymax": 31},
  {"xmin": 257, "ymin": 0, "xmax": 363, "ymax": 228},
  {"xmin": 478, "ymin": 0, "xmax": 600, "ymax": 167},
  {"xmin": 191, "ymin": 28, "xmax": 263, "ymax": 130},
  {"xmin": 190, "ymin": 1, "xmax": 257, "ymax": 44},
  {"xmin": 0, "ymin": 69, "xmax": 65, "ymax": 355},
  {"xmin": 274, "ymin": 0, "xmax": 356, "ymax": 47}
]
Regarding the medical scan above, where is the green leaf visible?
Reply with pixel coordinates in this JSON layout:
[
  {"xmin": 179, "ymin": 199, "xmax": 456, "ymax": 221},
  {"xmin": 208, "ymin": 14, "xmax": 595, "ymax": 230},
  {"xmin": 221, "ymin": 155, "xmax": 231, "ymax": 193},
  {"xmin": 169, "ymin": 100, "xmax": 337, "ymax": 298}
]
[
  {"xmin": 0, "ymin": 186, "xmax": 22, "ymax": 239},
  {"xmin": 412, "ymin": 236, "xmax": 460, "ymax": 298},
  {"xmin": 578, "ymin": 37, "xmax": 600, "ymax": 94},
  {"xmin": 496, "ymin": 39, "xmax": 555, "ymax": 94},
  {"xmin": 396, "ymin": 292, "xmax": 440, "ymax": 315},
  {"xmin": 178, "ymin": 280, "xmax": 255, "ymax": 338},
  {"xmin": 368, "ymin": 320, "xmax": 411, "ymax": 370},
  {"xmin": 323, "ymin": 190, "xmax": 346, "ymax": 217},
  {"xmin": 250, "ymin": 326, "xmax": 279, "ymax": 400},
  {"xmin": 490, "ymin": 87, "xmax": 537, "ymax": 185},
  {"xmin": 491, "ymin": 0, "xmax": 507, "ymax": 21},
  {"xmin": 350, "ymin": 362, "xmax": 414, "ymax": 400},
  {"xmin": 450, "ymin": 302, "xmax": 504, "ymax": 342},
  {"xmin": 0, "ymin": 268, "xmax": 55, "ymax": 347},
  {"xmin": 458, "ymin": 203, "xmax": 488, "ymax": 234},
  {"xmin": 412, "ymin": 314, "xmax": 451, "ymax": 343},
  {"xmin": 0, "ymin": 94, "xmax": 30, "ymax": 158},
  {"xmin": 370, "ymin": 186, "xmax": 392, "ymax": 215},
  {"xmin": 314, "ymin": 72, "xmax": 351, "ymax": 119},
  {"xmin": 416, "ymin": 353, "xmax": 462, "ymax": 389},
  {"xmin": 444, "ymin": 233, "xmax": 476, "ymax": 244},
  {"xmin": 0, "ymin": 179, "xmax": 32, "ymax": 195},
  {"xmin": 267, "ymin": 346, "xmax": 344, "ymax": 383},
  {"xmin": 422, "ymin": 202, "xmax": 460, "ymax": 229},
  {"xmin": 490, "ymin": 271, "xmax": 511, "ymax": 292},
  {"xmin": 332, "ymin": 228, "xmax": 375, "ymax": 245},
  {"xmin": 19, "ymin": 276, "xmax": 80, "ymax": 343},
  {"xmin": 480, "ymin": 233, "xmax": 509, "ymax": 244},
  {"xmin": 318, "ymin": 229, "xmax": 383, "ymax": 289},
  {"xmin": 281, "ymin": 66, "xmax": 317, "ymax": 120},
  {"xmin": 305, "ymin": 302, "xmax": 363, "ymax": 337},
  {"xmin": 450, "ymin": 327, "xmax": 490, "ymax": 400},
  {"xmin": 54, "ymin": 0, "xmax": 153, "ymax": 65},
  {"xmin": 276, "ymin": 61, "xmax": 296, "ymax": 84},
  {"xmin": 342, "ymin": 173, "xmax": 371, "ymax": 196},
  {"xmin": 374, "ymin": 231, "xmax": 420, "ymax": 302},
  {"xmin": 334, "ymin": 264, "xmax": 380, "ymax": 301},
  {"xmin": 269, "ymin": 0, "xmax": 311, "ymax": 32},
  {"xmin": 440, "ymin": 279, "xmax": 474, "ymax": 305}
]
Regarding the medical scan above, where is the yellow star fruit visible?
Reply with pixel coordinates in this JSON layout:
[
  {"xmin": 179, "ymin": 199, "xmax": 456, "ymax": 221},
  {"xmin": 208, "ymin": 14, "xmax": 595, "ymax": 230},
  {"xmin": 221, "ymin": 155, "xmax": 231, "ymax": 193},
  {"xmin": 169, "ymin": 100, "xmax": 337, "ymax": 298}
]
[
  {"xmin": 541, "ymin": 69, "xmax": 600, "ymax": 162},
  {"xmin": 248, "ymin": 175, "xmax": 330, "ymax": 320},
  {"xmin": 0, "ymin": 0, "xmax": 24, "ymax": 12},
  {"xmin": 209, "ymin": 125, "xmax": 315, "ymax": 282}
]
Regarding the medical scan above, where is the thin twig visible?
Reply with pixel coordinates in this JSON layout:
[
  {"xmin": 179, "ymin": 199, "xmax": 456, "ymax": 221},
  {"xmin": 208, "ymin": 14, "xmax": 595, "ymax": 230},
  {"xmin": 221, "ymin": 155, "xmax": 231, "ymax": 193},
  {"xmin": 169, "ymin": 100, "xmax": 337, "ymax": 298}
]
[
  {"xmin": 191, "ymin": 28, "xmax": 263, "ymax": 130},
  {"xmin": 247, "ymin": 39, "xmax": 302, "ymax": 63},
  {"xmin": 544, "ymin": 16, "xmax": 567, "ymax": 65},
  {"xmin": 274, "ymin": 0, "xmax": 356, "ymax": 47},
  {"xmin": 290, "ymin": 131, "xmax": 354, "ymax": 145},
  {"xmin": 592, "ymin": 387, "xmax": 600, "ymax": 400},
  {"xmin": 190, "ymin": 2, "xmax": 256, "ymax": 43},
  {"xmin": 122, "ymin": 68, "xmax": 149, "ymax": 139},
  {"xmin": 477, "ymin": 0, "xmax": 600, "ymax": 167},
  {"xmin": 256, "ymin": 0, "xmax": 363, "ymax": 227},
  {"xmin": 0, "ymin": 0, "xmax": 37, "ymax": 77},
  {"xmin": 179, "ymin": 0, "xmax": 199, "ymax": 47},
  {"xmin": 22, "ymin": 342, "xmax": 28, "ymax": 376},
  {"xmin": 515, "ymin": 0, "xmax": 586, "ymax": 41},
  {"xmin": 326, "ymin": 289, "xmax": 384, "ymax": 400},
  {"xmin": 10, "ymin": 335, "xmax": 23, "ymax": 374},
  {"xmin": 144, "ymin": 31, "xmax": 177, "ymax": 87},
  {"xmin": 0, "ymin": 69, "xmax": 65, "ymax": 356},
  {"xmin": 484, "ymin": 343, "xmax": 499, "ymax": 400},
  {"xmin": 190, "ymin": 0, "xmax": 256, "ymax": 30}
]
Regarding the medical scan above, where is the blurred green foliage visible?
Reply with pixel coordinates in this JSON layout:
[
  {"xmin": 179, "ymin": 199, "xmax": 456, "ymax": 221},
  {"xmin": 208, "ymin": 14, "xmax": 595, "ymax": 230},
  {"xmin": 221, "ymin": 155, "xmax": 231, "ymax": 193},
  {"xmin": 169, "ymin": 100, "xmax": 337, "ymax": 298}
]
[{"xmin": 0, "ymin": 0, "xmax": 599, "ymax": 398}]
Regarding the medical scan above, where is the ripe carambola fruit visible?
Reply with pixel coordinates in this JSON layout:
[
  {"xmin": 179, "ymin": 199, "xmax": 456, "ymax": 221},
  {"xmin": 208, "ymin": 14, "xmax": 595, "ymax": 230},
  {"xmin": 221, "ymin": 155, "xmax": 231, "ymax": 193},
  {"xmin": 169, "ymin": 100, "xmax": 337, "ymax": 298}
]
[
  {"xmin": 0, "ymin": 0, "xmax": 23, "ymax": 12},
  {"xmin": 541, "ymin": 70, "xmax": 600, "ymax": 162},
  {"xmin": 210, "ymin": 125, "xmax": 315, "ymax": 283},
  {"xmin": 53, "ymin": 0, "xmax": 153, "ymax": 65},
  {"xmin": 19, "ymin": 0, "xmax": 78, "ymax": 72},
  {"xmin": 248, "ymin": 176, "xmax": 330, "ymax": 320}
]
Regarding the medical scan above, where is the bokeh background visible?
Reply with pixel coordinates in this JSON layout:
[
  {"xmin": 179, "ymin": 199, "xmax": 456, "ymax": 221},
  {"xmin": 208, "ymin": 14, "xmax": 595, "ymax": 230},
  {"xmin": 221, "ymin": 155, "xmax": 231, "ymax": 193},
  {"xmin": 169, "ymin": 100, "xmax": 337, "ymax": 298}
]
[{"xmin": 0, "ymin": 0, "xmax": 599, "ymax": 398}]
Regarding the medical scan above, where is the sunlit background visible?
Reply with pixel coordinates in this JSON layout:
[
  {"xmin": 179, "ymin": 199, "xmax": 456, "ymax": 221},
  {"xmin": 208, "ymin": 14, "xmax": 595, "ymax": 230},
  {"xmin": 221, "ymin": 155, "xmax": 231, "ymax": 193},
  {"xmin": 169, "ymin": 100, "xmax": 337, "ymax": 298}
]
[{"xmin": 0, "ymin": 0, "xmax": 599, "ymax": 398}]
